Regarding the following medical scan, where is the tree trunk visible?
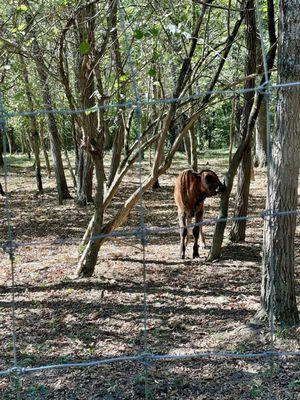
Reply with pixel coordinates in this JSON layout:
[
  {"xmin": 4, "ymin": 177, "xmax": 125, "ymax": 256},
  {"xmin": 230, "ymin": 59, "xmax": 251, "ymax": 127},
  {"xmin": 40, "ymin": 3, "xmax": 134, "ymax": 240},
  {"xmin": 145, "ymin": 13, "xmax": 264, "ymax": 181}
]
[
  {"xmin": 24, "ymin": 1, "xmax": 71, "ymax": 204},
  {"xmin": 254, "ymin": 97, "xmax": 267, "ymax": 167},
  {"xmin": 0, "ymin": 130, "xmax": 4, "ymax": 167},
  {"xmin": 124, "ymin": 110, "xmax": 134, "ymax": 158},
  {"xmin": 21, "ymin": 56, "xmax": 43, "ymax": 194},
  {"xmin": 77, "ymin": 157, "xmax": 104, "ymax": 277},
  {"xmin": 0, "ymin": 181, "xmax": 5, "ymax": 196},
  {"xmin": 228, "ymin": 95, "xmax": 237, "ymax": 163},
  {"xmin": 254, "ymin": 35, "xmax": 267, "ymax": 168},
  {"xmin": 75, "ymin": 150, "xmax": 94, "ymax": 205},
  {"xmin": 107, "ymin": 0, "xmax": 126, "ymax": 187},
  {"xmin": 63, "ymin": 145, "xmax": 77, "ymax": 190},
  {"xmin": 256, "ymin": 0, "xmax": 300, "ymax": 326},
  {"xmin": 229, "ymin": 0, "xmax": 256, "ymax": 242},
  {"xmin": 6, "ymin": 127, "xmax": 14, "ymax": 154},
  {"xmin": 75, "ymin": 1, "xmax": 105, "ymax": 276},
  {"xmin": 39, "ymin": 125, "xmax": 51, "ymax": 179},
  {"xmin": 183, "ymin": 134, "xmax": 192, "ymax": 166},
  {"xmin": 20, "ymin": 132, "xmax": 26, "ymax": 154},
  {"xmin": 189, "ymin": 127, "xmax": 198, "ymax": 171}
]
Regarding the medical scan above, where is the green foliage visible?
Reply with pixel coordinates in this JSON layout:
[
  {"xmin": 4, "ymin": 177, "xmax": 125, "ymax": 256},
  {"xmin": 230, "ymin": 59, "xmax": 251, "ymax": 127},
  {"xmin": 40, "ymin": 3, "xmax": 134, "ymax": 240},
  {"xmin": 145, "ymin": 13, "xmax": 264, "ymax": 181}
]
[
  {"xmin": 0, "ymin": 0, "xmax": 275, "ymax": 167},
  {"xmin": 119, "ymin": 73, "xmax": 129, "ymax": 82},
  {"xmin": 16, "ymin": 4, "xmax": 28, "ymax": 12},
  {"xmin": 288, "ymin": 379, "xmax": 300, "ymax": 389},
  {"xmin": 78, "ymin": 40, "xmax": 90, "ymax": 55},
  {"xmin": 148, "ymin": 68, "xmax": 156, "ymax": 77},
  {"xmin": 249, "ymin": 381, "xmax": 263, "ymax": 398},
  {"xmin": 26, "ymin": 384, "xmax": 50, "ymax": 399},
  {"xmin": 133, "ymin": 28, "xmax": 144, "ymax": 40}
]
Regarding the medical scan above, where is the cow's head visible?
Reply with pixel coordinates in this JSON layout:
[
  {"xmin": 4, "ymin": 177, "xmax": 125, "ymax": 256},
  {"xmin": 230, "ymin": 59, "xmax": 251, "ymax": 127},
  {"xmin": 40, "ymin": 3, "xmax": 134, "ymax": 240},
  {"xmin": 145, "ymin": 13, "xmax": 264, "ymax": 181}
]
[{"xmin": 200, "ymin": 170, "xmax": 226, "ymax": 197}]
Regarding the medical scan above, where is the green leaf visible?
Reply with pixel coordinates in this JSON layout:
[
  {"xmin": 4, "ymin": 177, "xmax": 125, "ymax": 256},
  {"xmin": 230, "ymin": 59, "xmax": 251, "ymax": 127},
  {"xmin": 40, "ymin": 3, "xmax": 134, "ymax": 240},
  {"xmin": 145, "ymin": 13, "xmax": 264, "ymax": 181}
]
[
  {"xmin": 79, "ymin": 40, "xmax": 90, "ymax": 55},
  {"xmin": 148, "ymin": 68, "xmax": 156, "ymax": 77},
  {"xmin": 16, "ymin": 23, "xmax": 26, "ymax": 32},
  {"xmin": 149, "ymin": 27, "xmax": 159, "ymax": 36},
  {"xmin": 133, "ymin": 29, "xmax": 143, "ymax": 40},
  {"xmin": 16, "ymin": 4, "xmax": 28, "ymax": 12},
  {"xmin": 152, "ymin": 51, "xmax": 159, "ymax": 62},
  {"xmin": 119, "ymin": 73, "xmax": 128, "ymax": 82}
]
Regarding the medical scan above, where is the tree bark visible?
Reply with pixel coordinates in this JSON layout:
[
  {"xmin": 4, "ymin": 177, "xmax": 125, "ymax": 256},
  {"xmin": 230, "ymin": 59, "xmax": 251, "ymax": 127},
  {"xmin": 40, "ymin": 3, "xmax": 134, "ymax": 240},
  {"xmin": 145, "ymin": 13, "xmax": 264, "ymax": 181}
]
[
  {"xmin": 6, "ymin": 127, "xmax": 14, "ymax": 154},
  {"xmin": 256, "ymin": 0, "xmax": 300, "ymax": 326},
  {"xmin": 75, "ymin": 1, "xmax": 105, "ymax": 277},
  {"xmin": 24, "ymin": 1, "xmax": 71, "ymax": 203},
  {"xmin": 229, "ymin": 0, "xmax": 256, "ymax": 242},
  {"xmin": 107, "ymin": 0, "xmax": 126, "ymax": 187},
  {"xmin": 0, "ymin": 129, "xmax": 4, "ymax": 167},
  {"xmin": 20, "ymin": 56, "xmax": 43, "ymax": 194},
  {"xmin": 254, "ymin": 97, "xmax": 267, "ymax": 167},
  {"xmin": 0, "ymin": 182, "xmax": 5, "ymax": 196},
  {"xmin": 39, "ymin": 124, "xmax": 51, "ymax": 179},
  {"xmin": 254, "ymin": 36, "xmax": 267, "ymax": 168},
  {"xmin": 228, "ymin": 95, "xmax": 237, "ymax": 163},
  {"xmin": 73, "ymin": 17, "xmax": 94, "ymax": 206}
]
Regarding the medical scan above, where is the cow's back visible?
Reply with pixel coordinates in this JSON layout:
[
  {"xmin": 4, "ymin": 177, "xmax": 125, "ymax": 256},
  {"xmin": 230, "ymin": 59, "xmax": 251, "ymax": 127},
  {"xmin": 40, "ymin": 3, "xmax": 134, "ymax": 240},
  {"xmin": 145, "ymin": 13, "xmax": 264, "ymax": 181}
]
[{"xmin": 174, "ymin": 169, "xmax": 201, "ymax": 214}]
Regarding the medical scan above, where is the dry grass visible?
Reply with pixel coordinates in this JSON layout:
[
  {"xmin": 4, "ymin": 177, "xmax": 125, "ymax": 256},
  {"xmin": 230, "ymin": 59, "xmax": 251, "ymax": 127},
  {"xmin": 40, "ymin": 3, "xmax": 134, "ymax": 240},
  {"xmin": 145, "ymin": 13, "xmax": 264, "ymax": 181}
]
[{"xmin": 0, "ymin": 152, "xmax": 299, "ymax": 399}]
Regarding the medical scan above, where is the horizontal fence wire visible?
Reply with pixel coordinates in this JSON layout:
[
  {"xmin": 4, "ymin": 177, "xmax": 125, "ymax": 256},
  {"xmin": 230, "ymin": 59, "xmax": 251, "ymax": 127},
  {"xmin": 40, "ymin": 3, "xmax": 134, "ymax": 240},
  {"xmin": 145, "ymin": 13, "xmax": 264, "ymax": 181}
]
[
  {"xmin": 0, "ymin": 81, "xmax": 299, "ymax": 120},
  {"xmin": 0, "ymin": 208, "xmax": 299, "ymax": 251},
  {"xmin": 1, "ymin": 350, "xmax": 300, "ymax": 377}
]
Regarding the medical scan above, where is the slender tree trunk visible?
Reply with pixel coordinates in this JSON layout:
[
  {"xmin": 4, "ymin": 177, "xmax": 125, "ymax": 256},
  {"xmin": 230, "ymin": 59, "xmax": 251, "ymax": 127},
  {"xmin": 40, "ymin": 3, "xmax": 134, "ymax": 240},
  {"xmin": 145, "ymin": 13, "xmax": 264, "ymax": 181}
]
[
  {"xmin": 124, "ymin": 110, "xmax": 134, "ymax": 158},
  {"xmin": 75, "ymin": 1, "xmax": 105, "ymax": 277},
  {"xmin": 24, "ymin": 2, "xmax": 71, "ymax": 204},
  {"xmin": 229, "ymin": 0, "xmax": 256, "ymax": 242},
  {"xmin": 75, "ymin": 151, "xmax": 94, "ymax": 205},
  {"xmin": 189, "ymin": 127, "xmax": 198, "ymax": 171},
  {"xmin": 6, "ymin": 127, "xmax": 14, "ymax": 154},
  {"xmin": 21, "ymin": 56, "xmax": 43, "ymax": 193},
  {"xmin": 255, "ymin": 0, "xmax": 300, "ymax": 326},
  {"xmin": 183, "ymin": 134, "xmax": 192, "ymax": 166},
  {"xmin": 228, "ymin": 95, "xmax": 237, "ymax": 163},
  {"xmin": 0, "ymin": 182, "xmax": 5, "ymax": 196},
  {"xmin": 108, "ymin": 0, "xmax": 126, "ymax": 187},
  {"xmin": 77, "ymin": 157, "xmax": 104, "ymax": 277},
  {"xmin": 20, "ymin": 132, "xmax": 26, "ymax": 154},
  {"xmin": 254, "ymin": 97, "xmax": 267, "ymax": 167},
  {"xmin": 63, "ymin": 145, "xmax": 77, "ymax": 190},
  {"xmin": 73, "ymin": 20, "xmax": 94, "ymax": 206},
  {"xmin": 39, "ymin": 125, "xmax": 51, "ymax": 179},
  {"xmin": 0, "ymin": 130, "xmax": 4, "ymax": 167},
  {"xmin": 254, "ymin": 36, "xmax": 267, "ymax": 168}
]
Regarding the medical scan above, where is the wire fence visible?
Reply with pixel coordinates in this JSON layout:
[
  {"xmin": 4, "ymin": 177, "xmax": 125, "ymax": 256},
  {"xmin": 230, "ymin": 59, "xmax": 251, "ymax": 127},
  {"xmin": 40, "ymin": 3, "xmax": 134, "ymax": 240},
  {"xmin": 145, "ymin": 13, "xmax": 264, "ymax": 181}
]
[{"xmin": 1, "ymin": 1, "xmax": 300, "ymax": 398}]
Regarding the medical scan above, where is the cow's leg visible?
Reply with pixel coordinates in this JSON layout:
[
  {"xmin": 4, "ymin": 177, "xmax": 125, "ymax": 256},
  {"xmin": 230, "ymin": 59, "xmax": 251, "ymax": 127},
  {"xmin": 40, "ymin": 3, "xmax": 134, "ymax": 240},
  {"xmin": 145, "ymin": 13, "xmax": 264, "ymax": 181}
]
[
  {"xmin": 193, "ymin": 206, "xmax": 205, "ymax": 258},
  {"xmin": 178, "ymin": 211, "xmax": 188, "ymax": 259},
  {"xmin": 186, "ymin": 217, "xmax": 192, "ymax": 245}
]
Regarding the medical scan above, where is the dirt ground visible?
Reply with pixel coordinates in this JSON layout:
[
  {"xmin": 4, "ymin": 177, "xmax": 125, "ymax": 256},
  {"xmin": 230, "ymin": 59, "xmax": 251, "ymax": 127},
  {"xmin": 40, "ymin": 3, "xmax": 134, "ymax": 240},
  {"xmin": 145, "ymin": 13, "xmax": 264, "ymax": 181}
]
[{"xmin": 0, "ymin": 152, "xmax": 299, "ymax": 399}]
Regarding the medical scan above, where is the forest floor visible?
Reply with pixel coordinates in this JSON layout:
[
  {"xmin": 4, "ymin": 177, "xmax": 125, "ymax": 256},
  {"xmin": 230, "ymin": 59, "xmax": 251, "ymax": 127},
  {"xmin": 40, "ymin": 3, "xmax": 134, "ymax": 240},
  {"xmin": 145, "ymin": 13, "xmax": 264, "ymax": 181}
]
[{"xmin": 0, "ymin": 151, "xmax": 299, "ymax": 400}]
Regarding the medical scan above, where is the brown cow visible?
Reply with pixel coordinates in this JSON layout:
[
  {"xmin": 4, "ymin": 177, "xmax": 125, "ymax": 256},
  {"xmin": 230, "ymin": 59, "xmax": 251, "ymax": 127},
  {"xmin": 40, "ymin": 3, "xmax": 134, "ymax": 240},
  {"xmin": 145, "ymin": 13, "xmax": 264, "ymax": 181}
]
[{"xmin": 174, "ymin": 169, "xmax": 225, "ymax": 259}]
